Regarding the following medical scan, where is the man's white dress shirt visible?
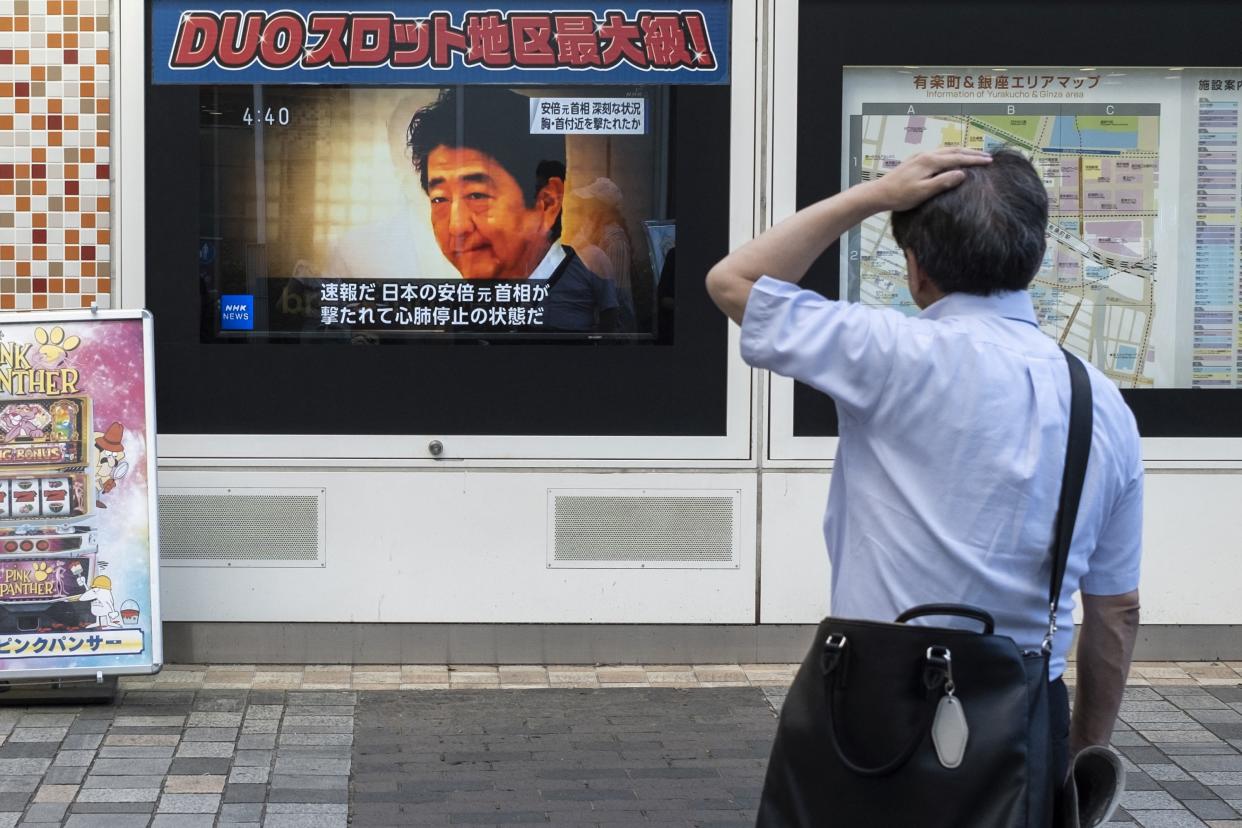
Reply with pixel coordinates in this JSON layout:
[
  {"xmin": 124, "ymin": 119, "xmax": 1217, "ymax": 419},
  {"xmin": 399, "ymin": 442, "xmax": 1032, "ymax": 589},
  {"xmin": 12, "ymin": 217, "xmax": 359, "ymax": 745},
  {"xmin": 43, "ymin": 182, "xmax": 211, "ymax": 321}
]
[{"xmin": 741, "ymin": 278, "xmax": 1143, "ymax": 678}]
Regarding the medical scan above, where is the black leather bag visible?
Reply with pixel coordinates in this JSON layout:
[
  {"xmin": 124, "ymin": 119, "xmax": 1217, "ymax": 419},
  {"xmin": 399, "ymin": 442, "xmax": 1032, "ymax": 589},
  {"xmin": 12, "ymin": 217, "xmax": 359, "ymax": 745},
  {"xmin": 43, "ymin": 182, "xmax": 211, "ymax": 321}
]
[{"xmin": 757, "ymin": 351, "xmax": 1092, "ymax": 828}]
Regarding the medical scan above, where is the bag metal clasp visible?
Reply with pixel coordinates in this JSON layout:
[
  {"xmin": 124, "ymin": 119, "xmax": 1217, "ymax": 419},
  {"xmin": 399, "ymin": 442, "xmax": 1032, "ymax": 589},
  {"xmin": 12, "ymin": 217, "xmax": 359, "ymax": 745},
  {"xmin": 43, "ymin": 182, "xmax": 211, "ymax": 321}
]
[
  {"xmin": 822, "ymin": 633, "xmax": 849, "ymax": 681},
  {"xmin": 925, "ymin": 645, "xmax": 955, "ymax": 695}
]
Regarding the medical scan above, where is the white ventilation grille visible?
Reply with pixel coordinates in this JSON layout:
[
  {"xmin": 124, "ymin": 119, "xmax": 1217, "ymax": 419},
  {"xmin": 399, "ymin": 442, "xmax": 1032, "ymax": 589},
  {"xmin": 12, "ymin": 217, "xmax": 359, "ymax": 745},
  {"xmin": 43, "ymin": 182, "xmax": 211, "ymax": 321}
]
[
  {"xmin": 159, "ymin": 488, "xmax": 326, "ymax": 568},
  {"xmin": 549, "ymin": 490, "xmax": 740, "ymax": 569}
]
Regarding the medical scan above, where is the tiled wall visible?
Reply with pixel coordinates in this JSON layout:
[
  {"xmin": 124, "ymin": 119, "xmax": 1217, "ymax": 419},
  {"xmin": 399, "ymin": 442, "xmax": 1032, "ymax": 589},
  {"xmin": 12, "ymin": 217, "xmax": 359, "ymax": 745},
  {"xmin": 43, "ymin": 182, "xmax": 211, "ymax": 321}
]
[{"xmin": 0, "ymin": 0, "xmax": 111, "ymax": 312}]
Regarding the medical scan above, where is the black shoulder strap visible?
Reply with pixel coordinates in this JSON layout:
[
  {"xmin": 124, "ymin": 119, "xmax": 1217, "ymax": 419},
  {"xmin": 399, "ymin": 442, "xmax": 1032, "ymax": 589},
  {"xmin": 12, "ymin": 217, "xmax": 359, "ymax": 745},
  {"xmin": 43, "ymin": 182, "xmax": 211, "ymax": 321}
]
[{"xmin": 1046, "ymin": 350, "xmax": 1093, "ymax": 636}]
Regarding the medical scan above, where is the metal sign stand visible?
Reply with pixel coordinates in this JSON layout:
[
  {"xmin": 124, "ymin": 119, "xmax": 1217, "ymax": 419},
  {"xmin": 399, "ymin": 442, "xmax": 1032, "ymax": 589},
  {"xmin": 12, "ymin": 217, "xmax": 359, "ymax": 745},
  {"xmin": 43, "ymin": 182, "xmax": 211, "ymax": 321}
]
[{"xmin": 0, "ymin": 670, "xmax": 118, "ymax": 705}]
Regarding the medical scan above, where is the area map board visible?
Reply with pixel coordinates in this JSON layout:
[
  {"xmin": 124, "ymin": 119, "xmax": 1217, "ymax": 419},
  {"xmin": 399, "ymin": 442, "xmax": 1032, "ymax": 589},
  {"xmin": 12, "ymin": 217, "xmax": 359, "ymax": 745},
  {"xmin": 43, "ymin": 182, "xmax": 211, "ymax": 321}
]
[
  {"xmin": 0, "ymin": 311, "xmax": 161, "ymax": 681},
  {"xmin": 843, "ymin": 67, "xmax": 1242, "ymax": 390}
]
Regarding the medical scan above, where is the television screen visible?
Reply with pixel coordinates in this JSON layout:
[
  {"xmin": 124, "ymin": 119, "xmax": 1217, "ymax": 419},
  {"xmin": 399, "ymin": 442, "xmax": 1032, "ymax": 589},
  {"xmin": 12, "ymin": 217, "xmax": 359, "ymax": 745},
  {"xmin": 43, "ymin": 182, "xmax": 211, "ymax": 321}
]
[{"xmin": 198, "ymin": 84, "xmax": 674, "ymax": 342}]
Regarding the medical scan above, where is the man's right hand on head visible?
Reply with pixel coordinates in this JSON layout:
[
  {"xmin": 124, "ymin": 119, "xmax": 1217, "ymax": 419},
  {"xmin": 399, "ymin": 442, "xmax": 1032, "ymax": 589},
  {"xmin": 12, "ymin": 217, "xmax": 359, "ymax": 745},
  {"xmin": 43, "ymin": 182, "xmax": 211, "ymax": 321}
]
[{"xmin": 863, "ymin": 146, "xmax": 993, "ymax": 213}]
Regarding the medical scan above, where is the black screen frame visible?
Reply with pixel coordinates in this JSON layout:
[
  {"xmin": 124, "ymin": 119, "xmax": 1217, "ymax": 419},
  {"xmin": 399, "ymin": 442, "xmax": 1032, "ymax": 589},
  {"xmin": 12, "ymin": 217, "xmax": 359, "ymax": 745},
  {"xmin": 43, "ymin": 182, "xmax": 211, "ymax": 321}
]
[
  {"xmin": 145, "ymin": 10, "xmax": 734, "ymax": 438},
  {"xmin": 794, "ymin": 0, "xmax": 1242, "ymax": 438}
]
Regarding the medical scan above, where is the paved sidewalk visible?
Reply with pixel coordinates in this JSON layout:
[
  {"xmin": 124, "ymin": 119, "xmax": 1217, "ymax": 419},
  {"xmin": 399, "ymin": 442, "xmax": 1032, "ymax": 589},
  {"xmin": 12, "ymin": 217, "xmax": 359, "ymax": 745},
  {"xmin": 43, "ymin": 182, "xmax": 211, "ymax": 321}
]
[
  {"xmin": 113, "ymin": 661, "xmax": 1242, "ymax": 691},
  {"xmin": 0, "ymin": 664, "xmax": 1235, "ymax": 826}
]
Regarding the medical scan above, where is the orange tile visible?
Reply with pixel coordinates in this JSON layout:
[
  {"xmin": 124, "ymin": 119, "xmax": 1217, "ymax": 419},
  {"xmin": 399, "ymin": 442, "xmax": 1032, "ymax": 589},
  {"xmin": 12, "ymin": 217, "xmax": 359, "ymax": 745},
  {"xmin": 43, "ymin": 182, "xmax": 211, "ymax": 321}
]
[
  {"xmin": 15, "ymin": 50, "xmax": 28, "ymax": 64},
  {"xmin": 95, "ymin": 49, "xmax": 107, "ymax": 64},
  {"xmin": 65, "ymin": 197, "xmax": 77, "ymax": 211},
  {"xmin": 15, "ymin": 16, "xmax": 27, "ymax": 33},
  {"xmin": 80, "ymin": 149, "xmax": 93, "ymax": 162},
  {"xmin": 31, "ymin": 66, "xmax": 43, "ymax": 80},
  {"xmin": 96, "ymin": 131, "xmax": 108, "ymax": 147},
  {"xmin": 0, "ymin": 246, "xmax": 13, "ymax": 261},
  {"xmin": 65, "ymin": 247, "xmax": 78, "ymax": 261},
  {"xmin": 81, "ymin": 83, "xmax": 93, "ymax": 97},
  {"xmin": 98, "ymin": 229, "xmax": 110, "ymax": 244},
  {"xmin": 97, "ymin": 100, "xmax": 109, "ymax": 114},
  {"xmin": 48, "ymin": 99, "xmax": 61, "ymax": 113},
  {"xmin": 0, "ymin": 19, "xmax": 11, "ymax": 33},
  {"xmin": 66, "ymin": 229, "xmax": 79, "ymax": 244},
  {"xmin": 0, "ymin": 115, "xmax": 11, "ymax": 130},
  {"xmin": 81, "ymin": 263, "xmax": 95, "ymax": 277},
  {"xmin": 49, "ymin": 1, "xmax": 62, "ymax": 13},
  {"xmin": 0, "ymin": 182, "xmax": 11, "ymax": 196},
  {"xmin": 80, "ymin": 214, "xmax": 94, "ymax": 228},
  {"xmin": 2, "ymin": 296, "xmax": 15, "ymax": 311},
  {"xmin": 31, "ymin": 148, "xmax": 45, "ymax": 162},
  {"xmin": 33, "ymin": 246, "xmax": 46, "ymax": 261},
  {"xmin": 32, "ymin": 115, "xmax": 45, "ymax": 129},
  {"xmin": 65, "ymin": 115, "xmax": 78, "ymax": 129},
  {"xmin": 64, "ymin": 34, "xmax": 77, "ymax": 48},
  {"xmin": 98, "ymin": 278, "xmax": 110, "ymax": 293},
  {"xmin": 15, "ymin": 99, "xmax": 28, "ymax": 114},
  {"xmin": 79, "ymin": 296, "xmax": 92, "ymax": 309},
  {"xmin": 49, "ymin": 132, "xmax": 61, "ymax": 146},
  {"xmin": 96, "ymin": 197, "xmax": 108, "ymax": 212},
  {"xmin": 66, "ymin": 1, "xmax": 79, "ymax": 13},
  {"xmin": 65, "ymin": 164, "xmax": 77, "ymax": 178},
  {"xmin": 16, "ymin": 197, "xmax": 29, "ymax": 211},
  {"xmin": 66, "ymin": 279, "xmax": 79, "ymax": 293},
  {"xmin": 32, "ymin": 295, "xmax": 47, "ymax": 310},
  {"xmin": 32, "ymin": 214, "xmax": 46, "ymax": 228},
  {"xmin": 50, "ymin": 279, "xmax": 63, "ymax": 292},
  {"xmin": 49, "ymin": 33, "xmax": 61, "ymax": 48},
  {"xmin": 0, "ymin": 83, "xmax": 10, "ymax": 97},
  {"xmin": 31, "ymin": 181, "xmax": 45, "ymax": 196},
  {"xmin": 16, "ymin": 262, "xmax": 30, "ymax": 277},
  {"xmin": 81, "ymin": 18, "xmax": 94, "ymax": 32}
]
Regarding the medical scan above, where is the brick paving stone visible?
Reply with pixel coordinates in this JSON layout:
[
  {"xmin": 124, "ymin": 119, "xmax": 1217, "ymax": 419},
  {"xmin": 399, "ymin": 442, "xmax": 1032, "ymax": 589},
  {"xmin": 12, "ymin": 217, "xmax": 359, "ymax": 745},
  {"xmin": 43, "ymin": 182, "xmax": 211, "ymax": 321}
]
[
  {"xmin": 164, "ymin": 774, "xmax": 226, "ymax": 794},
  {"xmin": 229, "ymin": 765, "xmax": 271, "ymax": 784},
  {"xmin": 1127, "ymin": 812, "xmax": 1211, "ymax": 827},
  {"xmin": 175, "ymin": 740, "xmax": 234, "ymax": 758},
  {"xmin": 151, "ymin": 815, "xmax": 216, "ymax": 828},
  {"xmin": 0, "ymin": 744, "xmax": 58, "ymax": 759},
  {"xmin": 246, "ymin": 704, "xmax": 284, "ymax": 719},
  {"xmin": 20, "ymin": 802, "xmax": 68, "ymax": 823},
  {"xmin": 7, "ymin": 728, "xmax": 68, "ymax": 743},
  {"xmin": 0, "ymin": 779, "xmax": 40, "ymax": 795},
  {"xmin": 30, "ymin": 784, "xmax": 75, "ymax": 804},
  {"xmin": 219, "ymin": 801, "xmax": 264, "ymax": 821},
  {"xmin": 76, "ymin": 788, "xmax": 160, "ymax": 803},
  {"xmin": 170, "ymin": 757, "xmax": 233, "ymax": 774},
  {"xmin": 41, "ymin": 768, "xmax": 86, "ymax": 785},
  {"xmin": 0, "ymin": 759, "xmax": 50, "ymax": 776},
  {"xmin": 157, "ymin": 793, "xmax": 222, "ymax": 813},
  {"xmin": 63, "ymin": 816, "xmax": 151, "ymax": 828},
  {"xmin": 1187, "ymin": 800, "xmax": 1241, "ymax": 820}
]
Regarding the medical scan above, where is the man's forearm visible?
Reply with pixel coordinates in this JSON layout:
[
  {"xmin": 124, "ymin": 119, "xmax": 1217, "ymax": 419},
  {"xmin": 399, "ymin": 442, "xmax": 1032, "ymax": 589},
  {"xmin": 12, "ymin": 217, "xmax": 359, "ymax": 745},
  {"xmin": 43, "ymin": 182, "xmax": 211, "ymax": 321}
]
[
  {"xmin": 706, "ymin": 147, "xmax": 992, "ymax": 324},
  {"xmin": 706, "ymin": 185, "xmax": 882, "ymax": 324},
  {"xmin": 1071, "ymin": 591, "xmax": 1141, "ymax": 754},
  {"xmin": 713, "ymin": 185, "xmax": 882, "ymax": 286}
]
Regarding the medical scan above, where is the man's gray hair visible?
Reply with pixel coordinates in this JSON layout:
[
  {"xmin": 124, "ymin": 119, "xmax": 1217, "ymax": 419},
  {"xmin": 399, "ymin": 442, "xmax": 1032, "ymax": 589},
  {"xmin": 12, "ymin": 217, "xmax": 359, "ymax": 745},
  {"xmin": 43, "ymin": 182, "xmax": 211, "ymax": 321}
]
[{"xmin": 890, "ymin": 148, "xmax": 1048, "ymax": 295}]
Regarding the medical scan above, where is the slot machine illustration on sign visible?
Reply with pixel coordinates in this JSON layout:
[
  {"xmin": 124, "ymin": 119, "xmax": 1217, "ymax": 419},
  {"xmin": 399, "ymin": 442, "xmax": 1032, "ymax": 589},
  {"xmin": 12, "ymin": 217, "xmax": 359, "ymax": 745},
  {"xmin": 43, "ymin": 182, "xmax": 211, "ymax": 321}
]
[{"xmin": 0, "ymin": 320, "xmax": 155, "ymax": 669}]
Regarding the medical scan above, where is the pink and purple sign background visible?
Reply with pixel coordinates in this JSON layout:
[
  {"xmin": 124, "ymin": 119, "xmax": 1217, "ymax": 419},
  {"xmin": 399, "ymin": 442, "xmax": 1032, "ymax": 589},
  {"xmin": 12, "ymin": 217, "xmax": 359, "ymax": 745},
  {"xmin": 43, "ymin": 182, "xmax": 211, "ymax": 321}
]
[{"xmin": 0, "ymin": 315, "xmax": 157, "ymax": 675}]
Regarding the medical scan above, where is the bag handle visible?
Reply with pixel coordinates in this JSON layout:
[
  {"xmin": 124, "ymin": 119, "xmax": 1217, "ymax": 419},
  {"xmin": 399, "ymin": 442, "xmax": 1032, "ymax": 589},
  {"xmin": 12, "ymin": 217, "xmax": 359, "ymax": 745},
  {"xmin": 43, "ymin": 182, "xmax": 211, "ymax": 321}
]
[
  {"xmin": 820, "ymin": 638, "xmax": 947, "ymax": 776},
  {"xmin": 1043, "ymin": 351, "xmax": 1093, "ymax": 652},
  {"xmin": 895, "ymin": 604, "xmax": 995, "ymax": 635}
]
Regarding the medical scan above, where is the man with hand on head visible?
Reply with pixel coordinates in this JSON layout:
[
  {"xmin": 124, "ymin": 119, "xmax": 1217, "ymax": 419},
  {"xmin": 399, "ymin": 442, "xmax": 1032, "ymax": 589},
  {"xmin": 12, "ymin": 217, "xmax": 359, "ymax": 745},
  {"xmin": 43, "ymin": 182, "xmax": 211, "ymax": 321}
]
[{"xmin": 708, "ymin": 147, "xmax": 1143, "ymax": 782}]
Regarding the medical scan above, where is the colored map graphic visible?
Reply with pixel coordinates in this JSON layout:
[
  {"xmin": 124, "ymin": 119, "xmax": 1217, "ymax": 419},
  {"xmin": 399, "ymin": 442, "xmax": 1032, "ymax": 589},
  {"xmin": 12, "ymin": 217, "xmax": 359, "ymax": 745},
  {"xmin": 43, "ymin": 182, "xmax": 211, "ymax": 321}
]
[{"xmin": 846, "ymin": 105, "xmax": 1160, "ymax": 388}]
